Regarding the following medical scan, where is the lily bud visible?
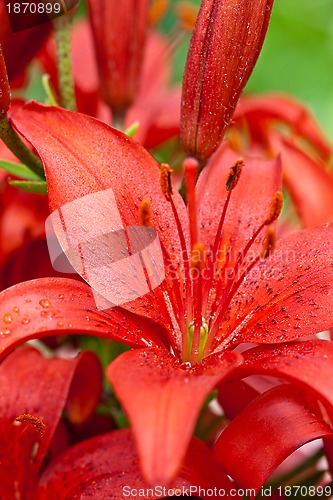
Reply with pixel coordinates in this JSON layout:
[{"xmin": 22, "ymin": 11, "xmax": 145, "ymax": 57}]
[
  {"xmin": 180, "ymin": 0, "xmax": 274, "ymax": 161},
  {"xmin": 0, "ymin": 44, "xmax": 10, "ymax": 114},
  {"xmin": 88, "ymin": 0, "xmax": 149, "ymax": 121}
]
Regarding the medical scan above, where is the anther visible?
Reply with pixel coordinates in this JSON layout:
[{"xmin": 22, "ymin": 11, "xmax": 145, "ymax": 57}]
[
  {"xmin": 261, "ymin": 228, "xmax": 276, "ymax": 259},
  {"xmin": 139, "ymin": 199, "xmax": 152, "ymax": 227},
  {"xmin": 149, "ymin": 0, "xmax": 169, "ymax": 25},
  {"xmin": 265, "ymin": 191, "xmax": 283, "ymax": 225},
  {"xmin": 190, "ymin": 242, "xmax": 205, "ymax": 271},
  {"xmin": 160, "ymin": 163, "xmax": 174, "ymax": 201},
  {"xmin": 15, "ymin": 414, "xmax": 46, "ymax": 437},
  {"xmin": 226, "ymin": 159, "xmax": 244, "ymax": 191},
  {"xmin": 175, "ymin": 1, "xmax": 199, "ymax": 32}
]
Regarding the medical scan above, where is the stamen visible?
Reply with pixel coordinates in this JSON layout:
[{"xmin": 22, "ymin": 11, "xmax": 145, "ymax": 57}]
[
  {"xmin": 15, "ymin": 414, "xmax": 46, "ymax": 437},
  {"xmin": 261, "ymin": 227, "xmax": 276, "ymax": 259},
  {"xmin": 226, "ymin": 159, "xmax": 244, "ymax": 192},
  {"xmin": 160, "ymin": 163, "xmax": 174, "ymax": 201},
  {"xmin": 184, "ymin": 157, "xmax": 199, "ymax": 247},
  {"xmin": 139, "ymin": 199, "xmax": 152, "ymax": 227},
  {"xmin": 149, "ymin": 0, "xmax": 169, "ymax": 25},
  {"xmin": 190, "ymin": 242, "xmax": 206, "ymax": 363},
  {"xmin": 202, "ymin": 160, "xmax": 244, "ymax": 312},
  {"xmin": 265, "ymin": 191, "xmax": 283, "ymax": 225},
  {"xmin": 160, "ymin": 162, "xmax": 193, "ymax": 346}
]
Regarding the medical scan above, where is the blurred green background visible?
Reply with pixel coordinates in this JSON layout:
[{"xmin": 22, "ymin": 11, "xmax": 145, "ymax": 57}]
[
  {"xmin": 163, "ymin": 0, "xmax": 333, "ymax": 140},
  {"xmin": 28, "ymin": 0, "xmax": 333, "ymax": 141}
]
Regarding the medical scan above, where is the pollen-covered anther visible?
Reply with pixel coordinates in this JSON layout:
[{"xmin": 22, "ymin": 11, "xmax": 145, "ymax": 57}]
[
  {"xmin": 190, "ymin": 242, "xmax": 205, "ymax": 271},
  {"xmin": 15, "ymin": 414, "xmax": 46, "ymax": 437},
  {"xmin": 160, "ymin": 163, "xmax": 174, "ymax": 201},
  {"xmin": 265, "ymin": 191, "xmax": 283, "ymax": 225},
  {"xmin": 175, "ymin": 1, "xmax": 199, "ymax": 32},
  {"xmin": 139, "ymin": 199, "xmax": 152, "ymax": 227},
  {"xmin": 149, "ymin": 0, "xmax": 169, "ymax": 25},
  {"xmin": 226, "ymin": 159, "xmax": 244, "ymax": 191},
  {"xmin": 261, "ymin": 228, "xmax": 276, "ymax": 259}
]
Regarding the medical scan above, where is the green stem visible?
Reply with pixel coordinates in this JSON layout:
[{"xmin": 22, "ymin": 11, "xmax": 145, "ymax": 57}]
[
  {"xmin": 54, "ymin": 15, "xmax": 76, "ymax": 111},
  {"xmin": 0, "ymin": 114, "xmax": 44, "ymax": 176}
]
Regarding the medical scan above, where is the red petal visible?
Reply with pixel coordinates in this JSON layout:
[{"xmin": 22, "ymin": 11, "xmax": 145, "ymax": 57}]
[
  {"xmin": 213, "ymin": 384, "xmax": 332, "ymax": 493},
  {"xmin": 234, "ymin": 94, "xmax": 332, "ymax": 161},
  {"xmin": 270, "ymin": 133, "xmax": 333, "ymax": 227},
  {"xmin": 0, "ymin": 278, "xmax": 165, "ymax": 361},
  {"xmin": 10, "ymin": 102, "xmax": 189, "ymax": 329},
  {"xmin": 0, "ymin": 347, "xmax": 101, "ymax": 498},
  {"xmin": 196, "ymin": 142, "xmax": 282, "ymax": 268},
  {"xmin": 35, "ymin": 429, "xmax": 240, "ymax": 498},
  {"xmin": 107, "ymin": 347, "xmax": 242, "ymax": 485},
  {"xmin": 218, "ymin": 223, "xmax": 333, "ymax": 346},
  {"xmin": 236, "ymin": 340, "xmax": 333, "ymax": 421}
]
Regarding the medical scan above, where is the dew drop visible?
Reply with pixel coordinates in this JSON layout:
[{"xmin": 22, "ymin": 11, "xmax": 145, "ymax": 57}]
[
  {"xmin": 22, "ymin": 318, "xmax": 30, "ymax": 325},
  {"xmin": 39, "ymin": 299, "xmax": 51, "ymax": 308},
  {"xmin": 59, "ymin": 294, "xmax": 64, "ymax": 300},
  {"xmin": 12, "ymin": 307, "xmax": 19, "ymax": 314},
  {"xmin": 40, "ymin": 310, "xmax": 59, "ymax": 319},
  {"xmin": 3, "ymin": 314, "xmax": 12, "ymax": 324},
  {"xmin": 57, "ymin": 322, "xmax": 64, "ymax": 327},
  {"xmin": 0, "ymin": 329, "xmax": 12, "ymax": 337}
]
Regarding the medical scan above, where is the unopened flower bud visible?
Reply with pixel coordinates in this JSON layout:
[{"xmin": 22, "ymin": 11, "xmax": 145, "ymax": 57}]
[
  {"xmin": 88, "ymin": 0, "xmax": 150, "ymax": 121},
  {"xmin": 180, "ymin": 0, "xmax": 274, "ymax": 160}
]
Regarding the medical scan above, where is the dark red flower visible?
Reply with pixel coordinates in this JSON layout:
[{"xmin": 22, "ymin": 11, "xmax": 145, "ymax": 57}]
[{"xmin": 0, "ymin": 346, "xmax": 102, "ymax": 498}]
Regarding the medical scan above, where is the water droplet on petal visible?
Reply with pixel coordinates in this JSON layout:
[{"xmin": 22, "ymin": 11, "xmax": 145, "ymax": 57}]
[
  {"xmin": 57, "ymin": 322, "xmax": 64, "ymax": 327},
  {"xmin": 39, "ymin": 299, "xmax": 51, "ymax": 308},
  {"xmin": 3, "ymin": 314, "xmax": 12, "ymax": 324},
  {"xmin": 12, "ymin": 307, "xmax": 19, "ymax": 314},
  {"xmin": 22, "ymin": 318, "xmax": 30, "ymax": 325},
  {"xmin": 40, "ymin": 310, "xmax": 59, "ymax": 319},
  {"xmin": 59, "ymin": 294, "xmax": 64, "ymax": 300},
  {"xmin": 0, "ymin": 329, "xmax": 12, "ymax": 337}
]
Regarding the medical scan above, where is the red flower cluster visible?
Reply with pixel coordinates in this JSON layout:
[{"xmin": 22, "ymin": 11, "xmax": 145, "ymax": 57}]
[{"xmin": 0, "ymin": 0, "xmax": 333, "ymax": 497}]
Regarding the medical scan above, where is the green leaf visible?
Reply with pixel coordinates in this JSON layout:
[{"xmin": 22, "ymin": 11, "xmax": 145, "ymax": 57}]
[
  {"xmin": 124, "ymin": 120, "xmax": 140, "ymax": 138},
  {"xmin": 8, "ymin": 179, "xmax": 48, "ymax": 194},
  {"xmin": 0, "ymin": 159, "xmax": 45, "ymax": 180}
]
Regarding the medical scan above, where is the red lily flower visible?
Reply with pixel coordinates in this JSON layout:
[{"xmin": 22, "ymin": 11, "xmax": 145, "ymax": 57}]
[
  {"xmin": 0, "ymin": 346, "xmax": 103, "ymax": 498},
  {"xmin": 3, "ymin": 103, "xmax": 333, "ymax": 488},
  {"xmin": 232, "ymin": 93, "xmax": 333, "ymax": 228},
  {"xmin": 1, "ymin": 347, "xmax": 228, "ymax": 498},
  {"xmin": 180, "ymin": 0, "xmax": 274, "ymax": 160}
]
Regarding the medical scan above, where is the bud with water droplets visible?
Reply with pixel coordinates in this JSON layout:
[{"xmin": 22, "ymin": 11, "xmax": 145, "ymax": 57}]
[
  {"xmin": 87, "ymin": 0, "xmax": 150, "ymax": 125},
  {"xmin": 180, "ymin": 0, "xmax": 274, "ymax": 161},
  {"xmin": 0, "ymin": 44, "xmax": 10, "ymax": 115}
]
